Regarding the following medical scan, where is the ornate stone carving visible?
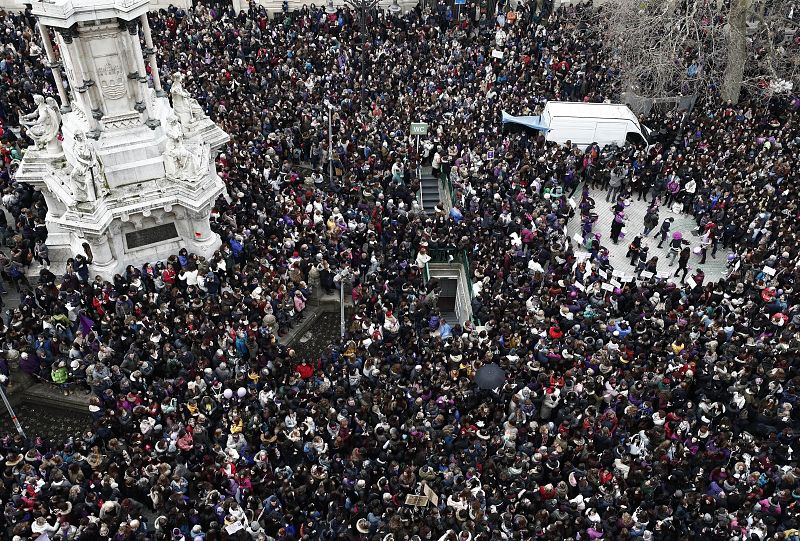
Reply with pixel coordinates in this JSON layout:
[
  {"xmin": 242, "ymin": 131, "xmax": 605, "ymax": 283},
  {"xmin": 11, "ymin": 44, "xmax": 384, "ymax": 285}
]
[
  {"xmin": 85, "ymin": 232, "xmax": 104, "ymax": 245},
  {"xmin": 18, "ymin": 0, "xmax": 229, "ymax": 277},
  {"xmin": 163, "ymin": 115, "xmax": 206, "ymax": 181},
  {"xmin": 19, "ymin": 95, "xmax": 62, "ymax": 151},
  {"xmin": 170, "ymin": 72, "xmax": 206, "ymax": 127},
  {"xmin": 187, "ymin": 208, "xmax": 207, "ymax": 221},
  {"xmin": 103, "ymin": 112, "xmax": 141, "ymax": 130},
  {"xmin": 96, "ymin": 55, "xmax": 126, "ymax": 100},
  {"xmin": 69, "ymin": 130, "xmax": 98, "ymax": 203},
  {"xmin": 58, "ymin": 28, "xmax": 74, "ymax": 44}
]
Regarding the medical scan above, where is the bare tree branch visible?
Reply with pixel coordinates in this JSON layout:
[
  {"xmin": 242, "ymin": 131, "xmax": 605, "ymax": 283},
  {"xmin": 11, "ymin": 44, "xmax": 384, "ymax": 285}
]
[{"xmin": 602, "ymin": 0, "xmax": 799, "ymax": 102}]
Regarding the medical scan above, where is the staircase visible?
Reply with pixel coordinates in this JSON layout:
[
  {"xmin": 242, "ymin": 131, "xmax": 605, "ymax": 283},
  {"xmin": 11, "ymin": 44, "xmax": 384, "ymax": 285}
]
[
  {"xmin": 418, "ymin": 246, "xmax": 481, "ymax": 326},
  {"xmin": 436, "ymin": 276, "xmax": 459, "ymax": 324},
  {"xmin": 425, "ymin": 262, "xmax": 473, "ymax": 325},
  {"xmin": 419, "ymin": 166, "xmax": 441, "ymax": 213}
]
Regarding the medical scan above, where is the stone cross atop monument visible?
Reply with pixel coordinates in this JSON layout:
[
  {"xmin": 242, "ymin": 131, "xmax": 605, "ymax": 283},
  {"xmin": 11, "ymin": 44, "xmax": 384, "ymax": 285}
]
[{"xmin": 15, "ymin": 0, "xmax": 230, "ymax": 279}]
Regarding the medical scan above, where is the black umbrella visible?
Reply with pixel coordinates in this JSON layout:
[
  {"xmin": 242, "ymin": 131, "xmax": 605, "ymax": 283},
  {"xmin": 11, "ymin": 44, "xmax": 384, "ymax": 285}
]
[{"xmin": 475, "ymin": 363, "xmax": 506, "ymax": 390}]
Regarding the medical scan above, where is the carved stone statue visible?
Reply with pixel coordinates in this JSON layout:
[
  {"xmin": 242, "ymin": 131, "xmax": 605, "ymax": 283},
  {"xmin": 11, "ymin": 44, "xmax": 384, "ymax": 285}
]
[
  {"xmin": 19, "ymin": 95, "xmax": 61, "ymax": 151},
  {"xmin": 45, "ymin": 96, "xmax": 62, "ymax": 134},
  {"xmin": 170, "ymin": 72, "xmax": 206, "ymax": 127},
  {"xmin": 70, "ymin": 130, "xmax": 97, "ymax": 203},
  {"xmin": 164, "ymin": 115, "xmax": 204, "ymax": 181}
]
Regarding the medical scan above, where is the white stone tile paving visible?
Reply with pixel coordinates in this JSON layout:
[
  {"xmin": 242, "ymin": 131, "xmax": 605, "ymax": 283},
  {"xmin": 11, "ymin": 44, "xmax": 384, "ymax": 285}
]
[{"xmin": 566, "ymin": 187, "xmax": 728, "ymax": 285}]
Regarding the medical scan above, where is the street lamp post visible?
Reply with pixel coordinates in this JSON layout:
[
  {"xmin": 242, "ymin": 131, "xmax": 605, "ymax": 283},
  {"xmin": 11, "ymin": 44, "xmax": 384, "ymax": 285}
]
[
  {"xmin": 0, "ymin": 381, "xmax": 26, "ymax": 441},
  {"xmin": 324, "ymin": 99, "xmax": 335, "ymax": 185},
  {"xmin": 334, "ymin": 267, "xmax": 352, "ymax": 338},
  {"xmin": 344, "ymin": 0, "xmax": 379, "ymax": 100}
]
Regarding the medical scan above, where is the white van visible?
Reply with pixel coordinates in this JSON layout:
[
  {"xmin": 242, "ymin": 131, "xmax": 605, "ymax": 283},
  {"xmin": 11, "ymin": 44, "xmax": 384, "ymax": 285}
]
[{"xmin": 502, "ymin": 101, "xmax": 650, "ymax": 149}]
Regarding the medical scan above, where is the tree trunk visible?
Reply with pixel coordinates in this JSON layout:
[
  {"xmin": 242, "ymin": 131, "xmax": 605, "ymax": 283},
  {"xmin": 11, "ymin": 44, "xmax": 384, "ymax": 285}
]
[{"xmin": 721, "ymin": 0, "xmax": 751, "ymax": 103}]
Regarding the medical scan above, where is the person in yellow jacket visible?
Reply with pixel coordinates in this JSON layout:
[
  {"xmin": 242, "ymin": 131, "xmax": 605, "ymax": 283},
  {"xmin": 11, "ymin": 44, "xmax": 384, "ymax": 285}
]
[{"xmin": 230, "ymin": 414, "xmax": 244, "ymax": 434}]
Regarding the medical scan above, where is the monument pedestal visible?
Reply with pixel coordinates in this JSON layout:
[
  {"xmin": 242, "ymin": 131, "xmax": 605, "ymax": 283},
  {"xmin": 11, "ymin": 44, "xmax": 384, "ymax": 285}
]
[{"xmin": 16, "ymin": 0, "xmax": 229, "ymax": 279}]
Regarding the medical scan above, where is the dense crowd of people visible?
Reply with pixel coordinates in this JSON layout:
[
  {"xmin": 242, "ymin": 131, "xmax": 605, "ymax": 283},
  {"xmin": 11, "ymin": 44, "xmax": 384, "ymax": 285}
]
[{"xmin": 0, "ymin": 1, "xmax": 799, "ymax": 540}]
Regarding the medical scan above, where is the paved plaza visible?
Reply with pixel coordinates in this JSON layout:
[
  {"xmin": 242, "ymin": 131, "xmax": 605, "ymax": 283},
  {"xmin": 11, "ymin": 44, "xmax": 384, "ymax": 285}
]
[{"xmin": 566, "ymin": 187, "xmax": 729, "ymax": 284}]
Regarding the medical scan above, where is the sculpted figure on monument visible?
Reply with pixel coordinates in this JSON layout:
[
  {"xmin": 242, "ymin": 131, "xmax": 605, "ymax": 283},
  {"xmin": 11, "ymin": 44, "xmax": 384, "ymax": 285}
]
[
  {"xmin": 19, "ymin": 95, "xmax": 61, "ymax": 151},
  {"xmin": 170, "ymin": 72, "xmax": 206, "ymax": 127},
  {"xmin": 45, "ymin": 97, "xmax": 62, "ymax": 134},
  {"xmin": 164, "ymin": 115, "xmax": 204, "ymax": 181},
  {"xmin": 70, "ymin": 131, "xmax": 97, "ymax": 203}
]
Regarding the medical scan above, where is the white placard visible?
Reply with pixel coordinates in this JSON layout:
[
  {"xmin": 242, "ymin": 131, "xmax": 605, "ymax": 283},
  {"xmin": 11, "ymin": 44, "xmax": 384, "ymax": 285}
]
[
  {"xmin": 423, "ymin": 482, "xmax": 439, "ymax": 507},
  {"xmin": 612, "ymin": 270, "xmax": 624, "ymax": 277},
  {"xmin": 574, "ymin": 281, "xmax": 585, "ymax": 291},
  {"xmin": 610, "ymin": 279, "xmax": 621, "ymax": 287},
  {"xmin": 763, "ymin": 266, "xmax": 776, "ymax": 276},
  {"xmin": 658, "ymin": 271, "xmax": 672, "ymax": 279},
  {"xmin": 598, "ymin": 269, "xmax": 608, "ymax": 279},
  {"xmin": 492, "ymin": 49, "xmax": 504, "ymax": 59},
  {"xmin": 573, "ymin": 233, "xmax": 584, "ymax": 245},
  {"xmin": 226, "ymin": 522, "xmax": 244, "ymax": 534},
  {"xmin": 405, "ymin": 494, "xmax": 429, "ymax": 506},
  {"xmin": 601, "ymin": 283, "xmax": 615, "ymax": 292},
  {"xmin": 640, "ymin": 271, "xmax": 654, "ymax": 279},
  {"xmin": 621, "ymin": 275, "xmax": 634, "ymax": 282}
]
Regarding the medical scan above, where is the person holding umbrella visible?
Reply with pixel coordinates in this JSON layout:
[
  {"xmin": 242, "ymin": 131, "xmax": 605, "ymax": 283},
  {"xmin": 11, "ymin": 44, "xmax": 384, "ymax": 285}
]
[{"xmin": 475, "ymin": 362, "xmax": 506, "ymax": 391}]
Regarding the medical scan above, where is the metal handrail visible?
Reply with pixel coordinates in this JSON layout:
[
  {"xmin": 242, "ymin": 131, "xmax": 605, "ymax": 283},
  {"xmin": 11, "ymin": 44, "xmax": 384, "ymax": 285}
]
[
  {"xmin": 459, "ymin": 248, "xmax": 480, "ymax": 326},
  {"xmin": 425, "ymin": 246, "xmax": 459, "ymax": 263},
  {"xmin": 439, "ymin": 170, "xmax": 457, "ymax": 209},
  {"xmin": 459, "ymin": 251, "xmax": 472, "ymax": 298},
  {"xmin": 415, "ymin": 166, "xmax": 425, "ymax": 210}
]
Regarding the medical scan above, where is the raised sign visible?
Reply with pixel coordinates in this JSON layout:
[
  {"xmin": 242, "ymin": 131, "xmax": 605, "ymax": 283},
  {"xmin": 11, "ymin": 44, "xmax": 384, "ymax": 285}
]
[
  {"xmin": 410, "ymin": 123, "xmax": 429, "ymax": 136},
  {"xmin": 404, "ymin": 494, "xmax": 429, "ymax": 507}
]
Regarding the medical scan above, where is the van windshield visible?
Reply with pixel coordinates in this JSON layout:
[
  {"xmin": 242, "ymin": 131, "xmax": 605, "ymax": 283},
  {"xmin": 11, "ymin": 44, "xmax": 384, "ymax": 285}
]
[{"xmin": 626, "ymin": 131, "xmax": 648, "ymax": 146}]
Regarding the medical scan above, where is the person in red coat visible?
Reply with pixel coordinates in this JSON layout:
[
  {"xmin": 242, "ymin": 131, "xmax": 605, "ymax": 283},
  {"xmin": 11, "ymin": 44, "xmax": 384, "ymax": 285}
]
[{"xmin": 296, "ymin": 360, "xmax": 314, "ymax": 380}]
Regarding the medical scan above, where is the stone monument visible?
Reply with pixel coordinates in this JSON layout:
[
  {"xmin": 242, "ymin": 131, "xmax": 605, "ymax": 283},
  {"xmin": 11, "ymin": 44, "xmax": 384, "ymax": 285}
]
[{"xmin": 15, "ymin": 0, "xmax": 229, "ymax": 279}]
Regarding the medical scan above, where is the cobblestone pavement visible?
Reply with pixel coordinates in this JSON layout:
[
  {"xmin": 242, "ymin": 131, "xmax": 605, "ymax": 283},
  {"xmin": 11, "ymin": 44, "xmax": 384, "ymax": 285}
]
[
  {"xmin": 0, "ymin": 403, "xmax": 90, "ymax": 444},
  {"xmin": 290, "ymin": 311, "xmax": 342, "ymax": 360},
  {"xmin": 566, "ymin": 187, "xmax": 729, "ymax": 285},
  {"xmin": 2, "ymin": 287, "xmax": 23, "ymax": 307}
]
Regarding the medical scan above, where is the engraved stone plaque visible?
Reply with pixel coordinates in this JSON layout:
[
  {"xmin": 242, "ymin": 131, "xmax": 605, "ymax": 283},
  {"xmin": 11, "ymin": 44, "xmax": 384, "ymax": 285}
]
[{"xmin": 125, "ymin": 222, "xmax": 178, "ymax": 249}]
